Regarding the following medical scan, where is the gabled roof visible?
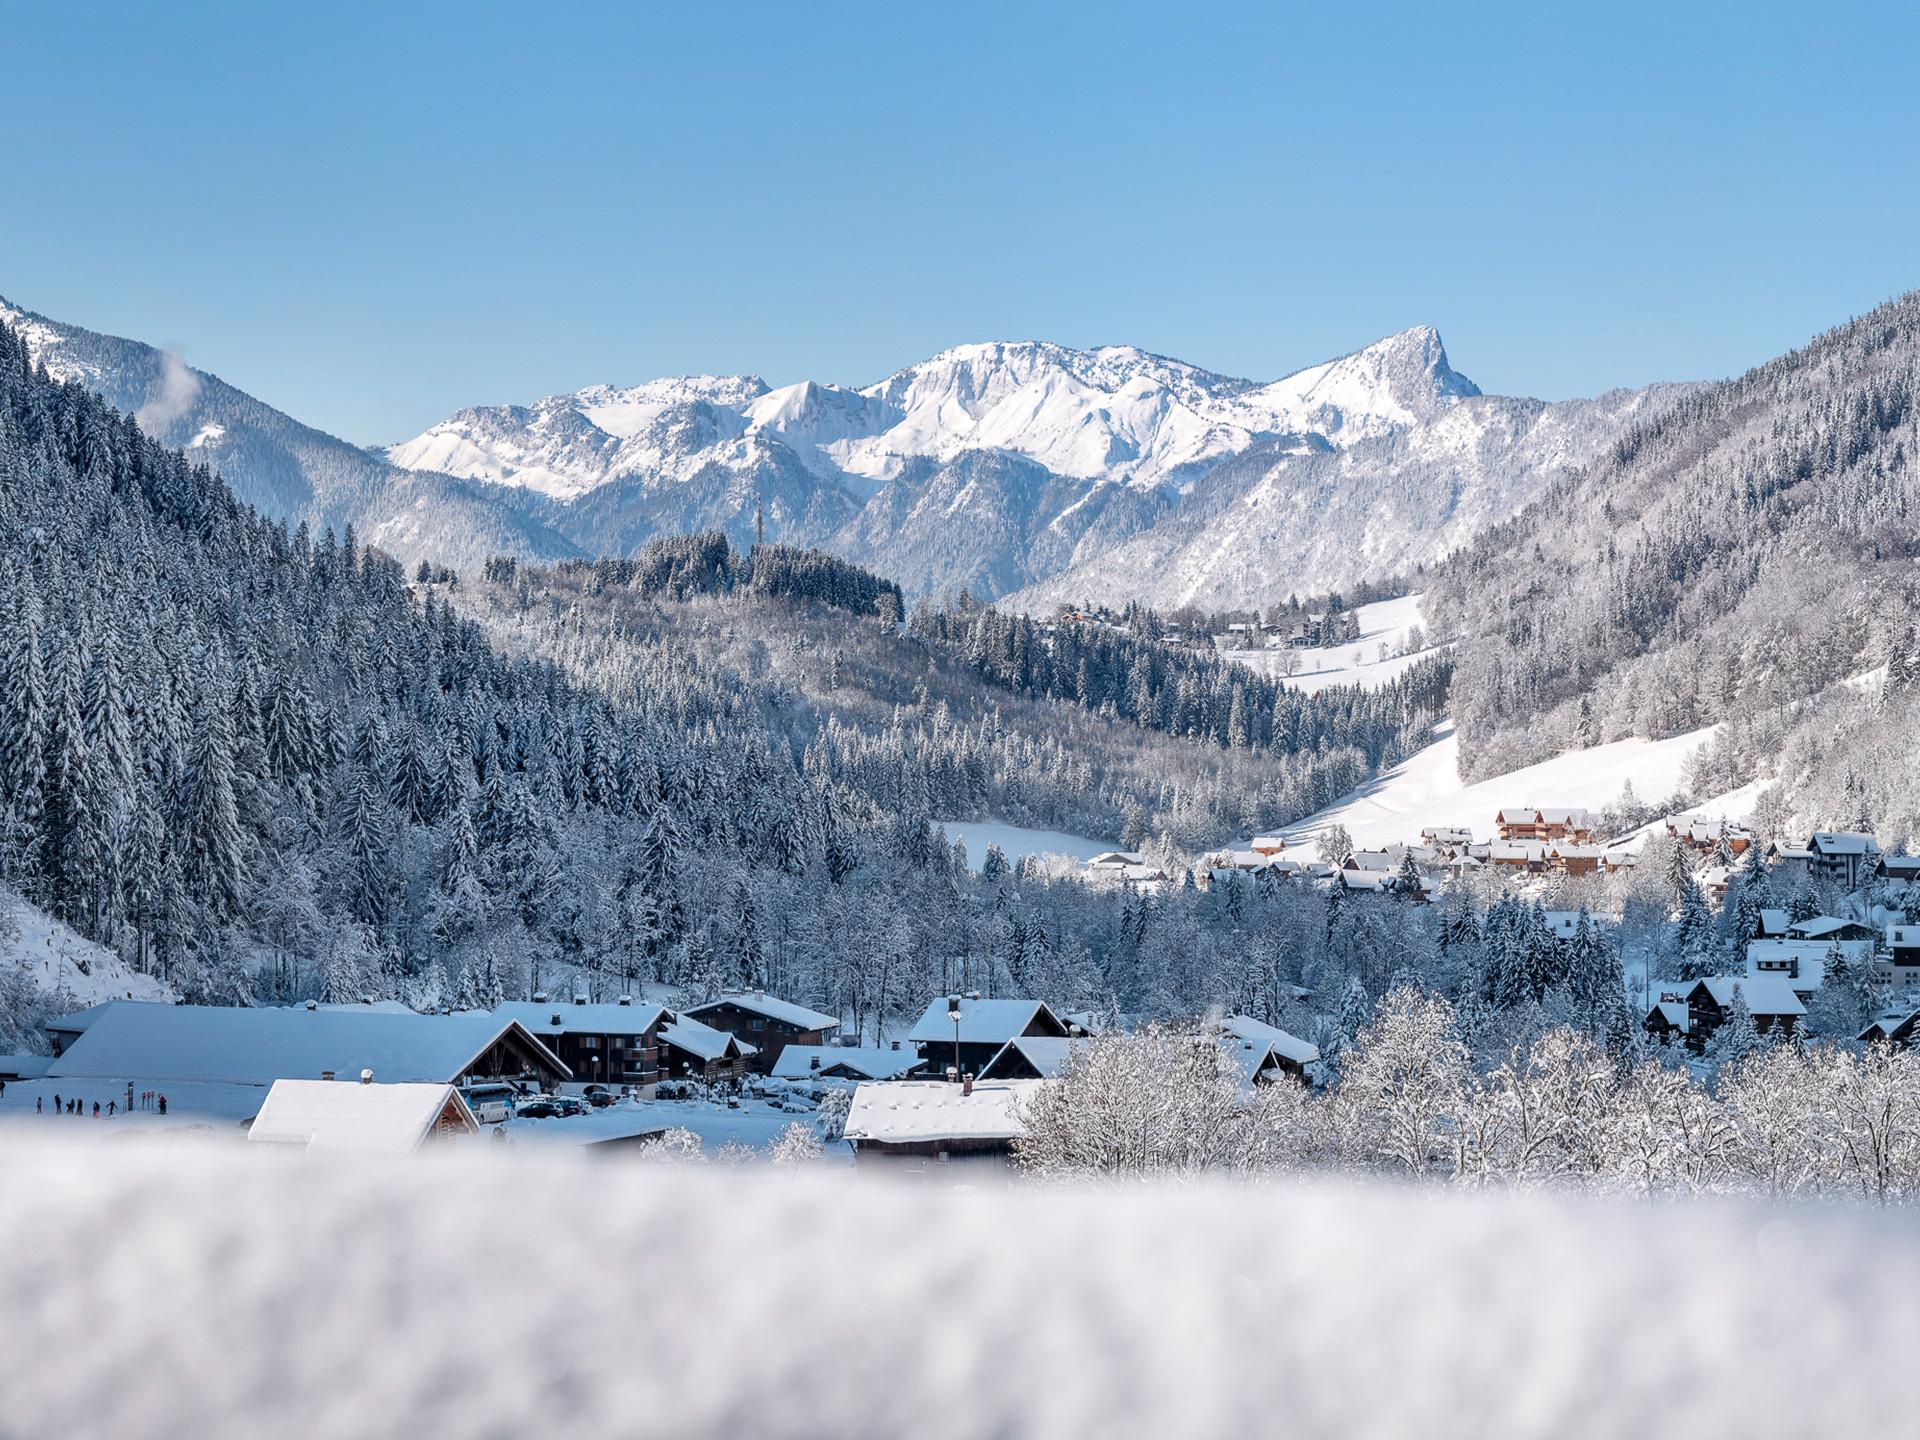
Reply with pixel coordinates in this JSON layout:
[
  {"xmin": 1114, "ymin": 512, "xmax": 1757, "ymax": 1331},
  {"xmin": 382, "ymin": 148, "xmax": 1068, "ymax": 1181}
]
[
  {"xmin": 45, "ymin": 1000, "xmax": 121, "ymax": 1036},
  {"xmin": 1646, "ymin": 1000, "xmax": 1691, "ymax": 1033},
  {"xmin": 493, "ymin": 1000, "xmax": 669, "ymax": 1036},
  {"xmin": 1690, "ymin": 976, "xmax": 1807, "ymax": 1017},
  {"xmin": 842, "ymin": 1079, "xmax": 1043, "ymax": 1143},
  {"xmin": 1888, "ymin": 924, "xmax": 1920, "ymax": 948},
  {"xmin": 683, "ymin": 992, "xmax": 840, "ymax": 1033},
  {"xmin": 771, "ymin": 1045, "xmax": 920, "ymax": 1081},
  {"xmin": 1756, "ymin": 908, "xmax": 1792, "ymax": 937},
  {"xmin": 45, "ymin": 1002, "xmax": 568, "ymax": 1086},
  {"xmin": 906, "ymin": 997, "xmax": 1066, "ymax": 1046},
  {"xmin": 1219, "ymin": 1014, "xmax": 1320, "ymax": 1066},
  {"xmin": 1788, "ymin": 915, "xmax": 1871, "ymax": 940},
  {"xmin": 247, "ymin": 1079, "xmax": 476, "ymax": 1153},
  {"xmin": 1810, "ymin": 831, "xmax": 1880, "ymax": 857},
  {"xmin": 977, "ymin": 1035, "xmax": 1087, "ymax": 1080},
  {"xmin": 658, "ymin": 1016, "xmax": 753, "ymax": 1063}
]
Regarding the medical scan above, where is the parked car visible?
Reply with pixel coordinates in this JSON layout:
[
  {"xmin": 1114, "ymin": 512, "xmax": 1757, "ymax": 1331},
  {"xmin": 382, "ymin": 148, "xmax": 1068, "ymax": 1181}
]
[
  {"xmin": 582, "ymin": 1086, "xmax": 618, "ymax": 1109},
  {"xmin": 516, "ymin": 1094, "xmax": 587, "ymax": 1119}
]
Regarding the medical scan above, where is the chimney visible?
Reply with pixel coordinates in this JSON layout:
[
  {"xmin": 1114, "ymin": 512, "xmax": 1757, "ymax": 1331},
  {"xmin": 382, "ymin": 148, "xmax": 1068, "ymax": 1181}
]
[
  {"xmin": 320, "ymin": 1070, "xmax": 336, "ymax": 1082},
  {"xmin": 532, "ymin": 991, "xmax": 549, "ymax": 1004},
  {"xmin": 305, "ymin": 1000, "xmax": 318, "ymax": 1011},
  {"xmin": 962, "ymin": 1073, "xmax": 974, "ymax": 1096},
  {"xmin": 617, "ymin": 995, "xmax": 632, "ymax": 1007},
  {"xmin": 550, "ymin": 1012, "xmax": 563, "ymax": 1027},
  {"xmin": 360, "ymin": 1068, "xmax": 374, "ymax": 1085},
  {"xmin": 890, "ymin": 1039, "xmax": 900, "ymax": 1051},
  {"xmin": 945, "ymin": 1066, "xmax": 959, "ymax": 1084},
  {"xmin": 573, "ymin": 992, "xmax": 589, "ymax": 1006},
  {"xmin": 809, "ymin": 1056, "xmax": 820, "ymax": 1071}
]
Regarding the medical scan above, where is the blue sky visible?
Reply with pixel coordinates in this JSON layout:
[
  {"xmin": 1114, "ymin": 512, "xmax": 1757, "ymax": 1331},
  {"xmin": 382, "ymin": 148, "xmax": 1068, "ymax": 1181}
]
[{"xmin": 5, "ymin": 1, "xmax": 1917, "ymax": 444}]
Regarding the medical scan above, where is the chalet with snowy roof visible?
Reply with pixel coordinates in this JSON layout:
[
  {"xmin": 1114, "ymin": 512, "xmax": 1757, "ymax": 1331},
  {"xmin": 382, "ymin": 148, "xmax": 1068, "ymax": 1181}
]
[
  {"xmin": 1666, "ymin": 818, "xmax": 1754, "ymax": 856},
  {"xmin": 1643, "ymin": 993, "xmax": 1692, "ymax": 1049},
  {"xmin": 1542, "ymin": 909, "xmax": 1617, "ymax": 942},
  {"xmin": 657, "ymin": 1015, "xmax": 755, "ymax": 1086},
  {"xmin": 1345, "ymin": 850, "xmax": 1394, "ymax": 873},
  {"xmin": 1765, "ymin": 841, "xmax": 1815, "ymax": 879},
  {"xmin": 1250, "ymin": 834, "xmax": 1289, "ymax": 856},
  {"xmin": 682, "ymin": 992, "xmax": 841, "ymax": 1074},
  {"xmin": 1546, "ymin": 843, "xmax": 1610, "ymax": 878},
  {"xmin": 1790, "ymin": 915, "xmax": 1878, "ymax": 943},
  {"xmin": 1421, "ymin": 826, "xmax": 1473, "ymax": 848},
  {"xmin": 841, "ymin": 1077, "xmax": 1042, "ymax": 1171},
  {"xmin": 907, "ymin": 996, "xmax": 1073, "ymax": 1078},
  {"xmin": 1745, "ymin": 939, "xmax": 1874, "ymax": 999},
  {"xmin": 1879, "ymin": 925, "xmax": 1920, "ymax": 993},
  {"xmin": 493, "ymin": 997, "xmax": 668, "ymax": 1094},
  {"xmin": 1878, "ymin": 854, "xmax": 1920, "ymax": 884},
  {"xmin": 45, "ymin": 1001, "xmax": 569, "ymax": 1092},
  {"xmin": 1676, "ymin": 976, "xmax": 1805, "ymax": 1053},
  {"xmin": 1861, "ymin": 1008, "xmax": 1920, "ymax": 1048},
  {"xmin": 1754, "ymin": 908, "xmax": 1792, "ymax": 940},
  {"xmin": 1495, "ymin": 807, "xmax": 1595, "ymax": 844},
  {"xmin": 976, "ymin": 1035, "xmax": 1090, "ymax": 1081},
  {"xmin": 1807, "ymin": 832, "xmax": 1881, "ymax": 889},
  {"xmin": 771, "ymin": 1043, "xmax": 921, "ymax": 1083},
  {"xmin": 1217, "ymin": 1015, "xmax": 1320, "ymax": 1084},
  {"xmin": 247, "ymin": 1077, "xmax": 478, "ymax": 1153},
  {"xmin": 1487, "ymin": 840, "xmax": 1549, "ymax": 872}
]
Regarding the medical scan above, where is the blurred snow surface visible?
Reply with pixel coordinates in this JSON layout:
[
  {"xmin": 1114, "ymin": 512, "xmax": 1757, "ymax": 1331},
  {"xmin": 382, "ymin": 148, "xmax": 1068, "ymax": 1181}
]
[{"xmin": 2, "ymin": 1137, "xmax": 1914, "ymax": 1439}]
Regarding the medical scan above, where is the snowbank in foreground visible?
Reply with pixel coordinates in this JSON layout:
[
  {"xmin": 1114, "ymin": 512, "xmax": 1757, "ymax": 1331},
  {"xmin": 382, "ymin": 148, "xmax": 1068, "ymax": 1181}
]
[{"xmin": 2, "ymin": 1140, "xmax": 1914, "ymax": 1439}]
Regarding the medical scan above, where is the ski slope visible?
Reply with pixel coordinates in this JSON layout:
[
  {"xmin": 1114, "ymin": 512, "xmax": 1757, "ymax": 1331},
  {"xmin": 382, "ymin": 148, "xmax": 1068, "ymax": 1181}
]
[
  {"xmin": 1225, "ymin": 594, "xmax": 1449, "ymax": 692},
  {"xmin": 1270, "ymin": 720, "xmax": 1752, "ymax": 861},
  {"xmin": 935, "ymin": 820, "xmax": 1117, "ymax": 871}
]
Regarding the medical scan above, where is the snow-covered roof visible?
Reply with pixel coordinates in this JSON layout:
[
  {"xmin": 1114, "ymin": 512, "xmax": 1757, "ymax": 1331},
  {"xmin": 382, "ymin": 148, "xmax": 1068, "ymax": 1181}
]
[
  {"xmin": 1888, "ymin": 925, "xmax": 1920, "ymax": 948},
  {"xmin": 1647, "ymin": 1001, "xmax": 1691, "ymax": 1033},
  {"xmin": 658, "ymin": 1016, "xmax": 751, "ymax": 1063},
  {"xmin": 1336, "ymin": 870, "xmax": 1396, "ymax": 892},
  {"xmin": 842, "ymin": 1079, "xmax": 1043, "ymax": 1144},
  {"xmin": 683, "ymin": 993, "xmax": 840, "ymax": 1033},
  {"xmin": 317, "ymin": 999, "xmax": 418, "ymax": 1015},
  {"xmin": 0, "ymin": 1053, "xmax": 52, "ymax": 1079},
  {"xmin": 1086, "ymin": 851, "xmax": 1142, "ymax": 867},
  {"xmin": 1497, "ymin": 807, "xmax": 1592, "ymax": 826},
  {"xmin": 1788, "ymin": 916, "xmax": 1865, "ymax": 940},
  {"xmin": 1745, "ymin": 940, "xmax": 1870, "ymax": 991},
  {"xmin": 1219, "ymin": 1015, "xmax": 1320, "ymax": 1067},
  {"xmin": 1810, "ymin": 832, "xmax": 1880, "ymax": 857},
  {"xmin": 1756, "ymin": 908, "xmax": 1792, "ymax": 937},
  {"xmin": 1692, "ymin": 976, "xmax": 1807, "ymax": 1017},
  {"xmin": 1542, "ymin": 909, "xmax": 1614, "ymax": 940},
  {"xmin": 906, "ymin": 997, "xmax": 1064, "ymax": 1046},
  {"xmin": 494, "ymin": 1000, "xmax": 670, "ymax": 1036},
  {"xmin": 247, "ymin": 1079, "xmax": 476, "ymax": 1153},
  {"xmin": 1346, "ymin": 850, "xmax": 1394, "ymax": 872},
  {"xmin": 45, "ymin": 1000, "xmax": 121, "ymax": 1036},
  {"xmin": 978, "ymin": 1036, "xmax": 1087, "ymax": 1079},
  {"xmin": 771, "ymin": 1045, "xmax": 920, "ymax": 1081},
  {"xmin": 45, "ymin": 1002, "xmax": 566, "ymax": 1087}
]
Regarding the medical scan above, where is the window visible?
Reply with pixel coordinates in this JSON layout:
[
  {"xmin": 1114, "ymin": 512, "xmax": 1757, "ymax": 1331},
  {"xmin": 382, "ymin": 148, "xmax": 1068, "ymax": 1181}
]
[{"xmin": 751, "ymin": 1017, "xmax": 765, "ymax": 1031}]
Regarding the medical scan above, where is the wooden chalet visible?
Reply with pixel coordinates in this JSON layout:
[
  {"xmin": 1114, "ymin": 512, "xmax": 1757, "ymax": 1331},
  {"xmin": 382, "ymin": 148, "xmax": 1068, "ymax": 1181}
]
[
  {"xmin": 682, "ymin": 992, "xmax": 841, "ymax": 1075},
  {"xmin": 1643, "ymin": 993, "xmax": 1692, "ymax": 1049},
  {"xmin": 247, "ymin": 1078, "xmax": 479, "ymax": 1153},
  {"xmin": 658, "ymin": 1015, "xmax": 755, "ymax": 1087},
  {"xmin": 906, "ymin": 996, "xmax": 1074, "ymax": 1078},
  {"xmin": 841, "ymin": 1077, "xmax": 1043, "ymax": 1172},
  {"xmin": 1677, "ymin": 976, "xmax": 1805, "ymax": 1054},
  {"xmin": 1861, "ymin": 1007, "xmax": 1920, "ymax": 1048},
  {"xmin": 1666, "ymin": 818, "xmax": 1754, "ymax": 856},
  {"xmin": 1494, "ymin": 807, "xmax": 1595, "ymax": 844},
  {"xmin": 1807, "ymin": 831, "xmax": 1881, "ymax": 889},
  {"xmin": 493, "ymin": 997, "xmax": 668, "ymax": 1094},
  {"xmin": 771, "ymin": 1043, "xmax": 922, "ymax": 1083}
]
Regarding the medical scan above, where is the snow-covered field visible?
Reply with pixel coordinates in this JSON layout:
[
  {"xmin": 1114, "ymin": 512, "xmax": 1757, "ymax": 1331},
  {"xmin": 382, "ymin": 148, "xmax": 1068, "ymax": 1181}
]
[
  {"xmin": 1225, "ymin": 593, "xmax": 1449, "ymax": 692},
  {"xmin": 1, "ymin": 1139, "xmax": 1914, "ymax": 1438},
  {"xmin": 1271, "ymin": 720, "xmax": 1746, "ymax": 861},
  {"xmin": 935, "ymin": 819, "xmax": 1116, "ymax": 870}
]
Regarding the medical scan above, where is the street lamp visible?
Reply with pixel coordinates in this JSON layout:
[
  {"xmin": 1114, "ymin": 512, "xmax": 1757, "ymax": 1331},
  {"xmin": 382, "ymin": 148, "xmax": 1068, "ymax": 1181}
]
[{"xmin": 948, "ymin": 994, "xmax": 964, "ymax": 1085}]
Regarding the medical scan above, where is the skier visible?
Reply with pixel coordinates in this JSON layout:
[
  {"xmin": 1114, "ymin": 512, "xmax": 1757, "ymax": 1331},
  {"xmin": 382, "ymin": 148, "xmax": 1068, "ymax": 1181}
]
[
  {"xmin": 157, "ymin": 1094, "xmax": 167, "ymax": 1116},
  {"xmin": 36, "ymin": 1096, "xmax": 43, "ymax": 1114},
  {"xmin": 107, "ymin": 1100, "xmax": 116, "ymax": 1117},
  {"xmin": 93, "ymin": 1101, "xmax": 100, "ymax": 1118}
]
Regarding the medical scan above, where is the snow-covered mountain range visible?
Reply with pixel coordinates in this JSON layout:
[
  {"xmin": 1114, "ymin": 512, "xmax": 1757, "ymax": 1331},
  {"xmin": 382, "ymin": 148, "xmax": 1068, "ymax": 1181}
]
[
  {"xmin": 392, "ymin": 328, "xmax": 1695, "ymax": 607},
  {"xmin": 1, "ymin": 291, "xmax": 1695, "ymax": 607}
]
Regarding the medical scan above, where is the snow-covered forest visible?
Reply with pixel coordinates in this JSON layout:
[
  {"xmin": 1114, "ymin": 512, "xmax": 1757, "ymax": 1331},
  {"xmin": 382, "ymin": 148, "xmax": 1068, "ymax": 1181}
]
[
  {"xmin": 1429, "ymin": 291, "xmax": 1920, "ymax": 840},
  {"xmin": 0, "ymin": 320, "xmax": 1450, "ymax": 1040}
]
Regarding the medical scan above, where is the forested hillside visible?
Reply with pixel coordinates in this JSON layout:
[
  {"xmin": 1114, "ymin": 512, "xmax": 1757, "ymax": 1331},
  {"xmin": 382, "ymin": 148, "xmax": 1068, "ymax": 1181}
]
[
  {"xmin": 0, "ymin": 319, "xmax": 1459, "ymax": 1045},
  {"xmin": 1428, "ymin": 291, "xmax": 1920, "ymax": 835}
]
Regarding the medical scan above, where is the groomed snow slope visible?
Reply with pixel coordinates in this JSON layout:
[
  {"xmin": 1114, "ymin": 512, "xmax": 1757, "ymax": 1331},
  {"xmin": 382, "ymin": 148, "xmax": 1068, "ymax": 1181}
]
[
  {"xmin": 1, "ymin": 1141, "xmax": 1914, "ymax": 1439},
  {"xmin": 1271, "ymin": 721, "xmax": 1748, "ymax": 861}
]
